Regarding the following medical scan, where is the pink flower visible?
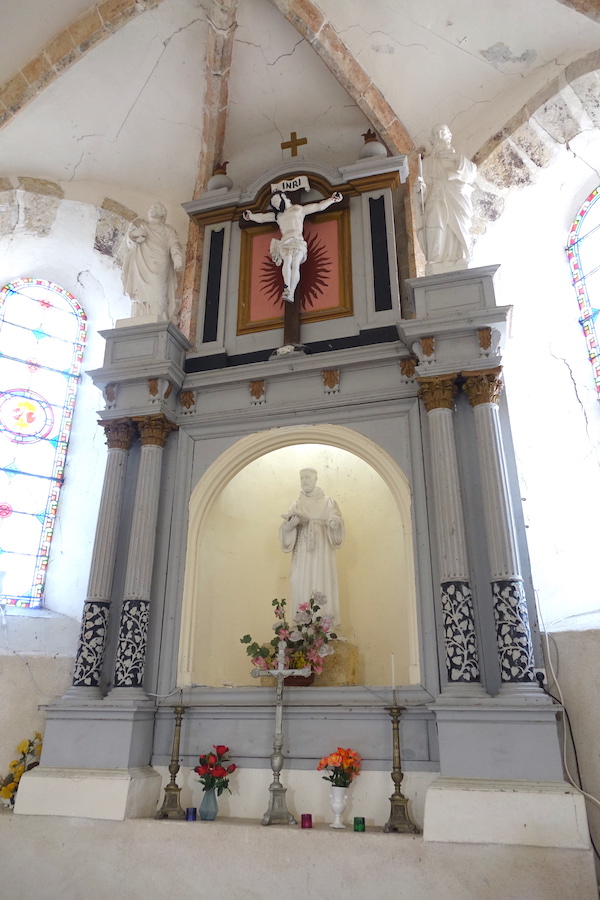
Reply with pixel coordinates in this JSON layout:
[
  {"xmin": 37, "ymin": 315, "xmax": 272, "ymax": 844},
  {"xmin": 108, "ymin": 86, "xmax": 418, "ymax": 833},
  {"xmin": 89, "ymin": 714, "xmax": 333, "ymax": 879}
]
[
  {"xmin": 252, "ymin": 656, "xmax": 268, "ymax": 670},
  {"xmin": 298, "ymin": 602, "xmax": 309, "ymax": 612}
]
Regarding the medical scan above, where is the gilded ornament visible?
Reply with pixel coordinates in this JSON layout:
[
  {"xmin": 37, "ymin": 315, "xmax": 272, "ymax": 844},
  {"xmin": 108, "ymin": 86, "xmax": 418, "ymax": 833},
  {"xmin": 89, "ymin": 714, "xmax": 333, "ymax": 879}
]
[
  {"xmin": 249, "ymin": 380, "xmax": 265, "ymax": 401},
  {"xmin": 421, "ymin": 336, "xmax": 435, "ymax": 357},
  {"xmin": 477, "ymin": 327, "xmax": 492, "ymax": 350},
  {"xmin": 399, "ymin": 357, "xmax": 417, "ymax": 379},
  {"xmin": 133, "ymin": 414, "xmax": 178, "ymax": 447},
  {"xmin": 179, "ymin": 389, "xmax": 196, "ymax": 410},
  {"xmin": 101, "ymin": 418, "xmax": 136, "ymax": 451},
  {"xmin": 148, "ymin": 378, "xmax": 172, "ymax": 399},
  {"xmin": 104, "ymin": 382, "xmax": 118, "ymax": 404},
  {"xmin": 417, "ymin": 375, "xmax": 458, "ymax": 412},
  {"xmin": 462, "ymin": 368, "xmax": 503, "ymax": 406},
  {"xmin": 322, "ymin": 369, "xmax": 340, "ymax": 390}
]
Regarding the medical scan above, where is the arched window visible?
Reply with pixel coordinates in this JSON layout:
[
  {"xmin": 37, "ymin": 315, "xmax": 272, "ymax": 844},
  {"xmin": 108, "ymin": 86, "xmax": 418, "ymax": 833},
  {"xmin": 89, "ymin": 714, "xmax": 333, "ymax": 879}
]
[
  {"xmin": 0, "ymin": 279, "xmax": 86, "ymax": 608},
  {"xmin": 566, "ymin": 187, "xmax": 600, "ymax": 395}
]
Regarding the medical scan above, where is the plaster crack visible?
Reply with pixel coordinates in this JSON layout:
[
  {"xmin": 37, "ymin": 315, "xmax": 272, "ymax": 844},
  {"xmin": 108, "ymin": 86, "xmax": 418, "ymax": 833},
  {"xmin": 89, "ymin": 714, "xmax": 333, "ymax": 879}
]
[
  {"xmin": 266, "ymin": 38, "xmax": 304, "ymax": 68},
  {"xmin": 162, "ymin": 17, "xmax": 205, "ymax": 49},
  {"xmin": 550, "ymin": 350, "xmax": 591, "ymax": 443},
  {"xmin": 565, "ymin": 139, "xmax": 600, "ymax": 180},
  {"xmin": 67, "ymin": 147, "xmax": 86, "ymax": 182}
]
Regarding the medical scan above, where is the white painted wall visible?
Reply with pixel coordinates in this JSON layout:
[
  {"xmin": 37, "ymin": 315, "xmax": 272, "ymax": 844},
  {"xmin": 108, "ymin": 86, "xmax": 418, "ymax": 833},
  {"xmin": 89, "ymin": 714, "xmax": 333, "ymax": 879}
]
[{"xmin": 471, "ymin": 129, "xmax": 600, "ymax": 628}]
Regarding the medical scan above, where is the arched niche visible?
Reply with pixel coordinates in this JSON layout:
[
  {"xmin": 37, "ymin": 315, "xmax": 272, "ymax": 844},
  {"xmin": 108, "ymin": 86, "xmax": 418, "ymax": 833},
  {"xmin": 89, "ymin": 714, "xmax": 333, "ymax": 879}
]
[{"xmin": 178, "ymin": 424, "xmax": 420, "ymax": 688}]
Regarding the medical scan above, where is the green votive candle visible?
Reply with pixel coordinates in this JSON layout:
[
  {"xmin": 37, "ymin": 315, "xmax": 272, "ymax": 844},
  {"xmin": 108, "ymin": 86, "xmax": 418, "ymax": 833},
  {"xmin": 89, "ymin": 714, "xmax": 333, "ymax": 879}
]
[{"xmin": 354, "ymin": 817, "xmax": 366, "ymax": 832}]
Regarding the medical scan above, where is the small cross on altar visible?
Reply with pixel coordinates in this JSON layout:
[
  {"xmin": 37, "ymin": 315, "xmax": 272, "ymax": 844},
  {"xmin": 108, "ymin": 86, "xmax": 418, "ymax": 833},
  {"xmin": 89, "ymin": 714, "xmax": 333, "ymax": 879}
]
[
  {"xmin": 281, "ymin": 131, "xmax": 307, "ymax": 157},
  {"xmin": 252, "ymin": 640, "xmax": 311, "ymax": 825}
]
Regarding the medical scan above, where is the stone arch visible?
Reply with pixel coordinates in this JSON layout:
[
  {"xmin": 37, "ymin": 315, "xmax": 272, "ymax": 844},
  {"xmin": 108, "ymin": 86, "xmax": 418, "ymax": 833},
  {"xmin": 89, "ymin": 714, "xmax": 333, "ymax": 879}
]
[
  {"xmin": 472, "ymin": 49, "xmax": 600, "ymax": 234},
  {"xmin": 0, "ymin": 0, "xmax": 167, "ymax": 131},
  {"xmin": 178, "ymin": 423, "xmax": 420, "ymax": 687}
]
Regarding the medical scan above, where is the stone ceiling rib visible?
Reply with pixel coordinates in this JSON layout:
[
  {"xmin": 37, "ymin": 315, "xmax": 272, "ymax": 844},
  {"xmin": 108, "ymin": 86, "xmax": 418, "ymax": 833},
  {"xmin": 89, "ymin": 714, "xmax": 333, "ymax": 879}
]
[
  {"xmin": 555, "ymin": 0, "xmax": 600, "ymax": 23},
  {"xmin": 0, "ymin": 0, "xmax": 167, "ymax": 132},
  {"xmin": 180, "ymin": 0, "xmax": 238, "ymax": 343},
  {"xmin": 268, "ymin": 0, "xmax": 415, "ymax": 156}
]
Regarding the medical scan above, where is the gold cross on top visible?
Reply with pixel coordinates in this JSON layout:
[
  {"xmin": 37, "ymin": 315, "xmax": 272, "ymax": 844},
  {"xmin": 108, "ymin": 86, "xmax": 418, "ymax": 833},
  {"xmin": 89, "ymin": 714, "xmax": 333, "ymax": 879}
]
[{"xmin": 281, "ymin": 131, "xmax": 307, "ymax": 157}]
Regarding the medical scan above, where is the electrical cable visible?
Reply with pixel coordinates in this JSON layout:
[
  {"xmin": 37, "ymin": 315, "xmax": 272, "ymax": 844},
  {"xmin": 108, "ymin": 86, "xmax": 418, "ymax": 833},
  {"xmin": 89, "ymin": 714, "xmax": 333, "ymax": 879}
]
[{"xmin": 535, "ymin": 593, "xmax": 600, "ymax": 863}]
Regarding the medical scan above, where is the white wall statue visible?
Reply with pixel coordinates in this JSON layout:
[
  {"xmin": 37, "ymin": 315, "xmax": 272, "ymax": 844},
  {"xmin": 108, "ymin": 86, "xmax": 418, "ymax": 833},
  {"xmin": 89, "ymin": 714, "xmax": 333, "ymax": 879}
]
[
  {"xmin": 122, "ymin": 202, "xmax": 184, "ymax": 321},
  {"xmin": 416, "ymin": 124, "xmax": 477, "ymax": 275},
  {"xmin": 279, "ymin": 467, "xmax": 345, "ymax": 626}
]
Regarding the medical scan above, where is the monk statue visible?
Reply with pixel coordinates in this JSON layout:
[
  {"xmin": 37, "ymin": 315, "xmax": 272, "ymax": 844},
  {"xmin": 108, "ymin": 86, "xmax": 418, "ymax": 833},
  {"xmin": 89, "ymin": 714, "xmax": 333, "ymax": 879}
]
[
  {"xmin": 122, "ymin": 202, "xmax": 184, "ymax": 321},
  {"xmin": 415, "ymin": 124, "xmax": 477, "ymax": 275},
  {"xmin": 279, "ymin": 468, "xmax": 345, "ymax": 626}
]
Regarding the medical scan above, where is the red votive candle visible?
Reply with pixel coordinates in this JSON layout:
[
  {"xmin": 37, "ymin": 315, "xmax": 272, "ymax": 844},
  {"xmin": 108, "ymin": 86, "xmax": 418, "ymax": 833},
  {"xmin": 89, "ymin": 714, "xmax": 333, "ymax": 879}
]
[{"xmin": 301, "ymin": 814, "xmax": 312, "ymax": 828}]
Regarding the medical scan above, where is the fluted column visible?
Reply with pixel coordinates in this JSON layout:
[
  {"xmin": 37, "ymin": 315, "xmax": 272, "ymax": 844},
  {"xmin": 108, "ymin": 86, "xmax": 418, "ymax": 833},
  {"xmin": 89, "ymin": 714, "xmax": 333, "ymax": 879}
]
[
  {"xmin": 463, "ymin": 369, "xmax": 535, "ymax": 690},
  {"xmin": 418, "ymin": 375, "xmax": 483, "ymax": 693},
  {"xmin": 70, "ymin": 419, "xmax": 137, "ymax": 697},
  {"xmin": 111, "ymin": 415, "xmax": 177, "ymax": 693}
]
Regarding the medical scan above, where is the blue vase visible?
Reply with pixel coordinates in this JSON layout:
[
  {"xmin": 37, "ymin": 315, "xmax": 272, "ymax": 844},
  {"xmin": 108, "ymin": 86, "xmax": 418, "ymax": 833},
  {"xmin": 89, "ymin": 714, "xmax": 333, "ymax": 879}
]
[{"xmin": 199, "ymin": 787, "xmax": 219, "ymax": 821}]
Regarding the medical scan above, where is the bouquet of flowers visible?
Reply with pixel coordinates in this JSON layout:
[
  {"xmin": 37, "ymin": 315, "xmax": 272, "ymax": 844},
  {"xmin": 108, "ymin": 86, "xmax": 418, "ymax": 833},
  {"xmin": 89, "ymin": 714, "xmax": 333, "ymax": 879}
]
[
  {"xmin": 317, "ymin": 747, "xmax": 361, "ymax": 787},
  {"xmin": 194, "ymin": 745, "xmax": 237, "ymax": 795},
  {"xmin": 240, "ymin": 593, "xmax": 336, "ymax": 675},
  {"xmin": 0, "ymin": 732, "xmax": 42, "ymax": 807}
]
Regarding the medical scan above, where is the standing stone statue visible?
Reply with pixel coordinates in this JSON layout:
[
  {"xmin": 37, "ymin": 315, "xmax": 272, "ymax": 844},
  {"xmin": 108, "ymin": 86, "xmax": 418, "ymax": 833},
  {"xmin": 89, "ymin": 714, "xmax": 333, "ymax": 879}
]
[
  {"xmin": 243, "ymin": 189, "xmax": 342, "ymax": 303},
  {"xmin": 279, "ymin": 468, "xmax": 345, "ymax": 626},
  {"xmin": 122, "ymin": 202, "xmax": 184, "ymax": 320},
  {"xmin": 415, "ymin": 124, "xmax": 477, "ymax": 275}
]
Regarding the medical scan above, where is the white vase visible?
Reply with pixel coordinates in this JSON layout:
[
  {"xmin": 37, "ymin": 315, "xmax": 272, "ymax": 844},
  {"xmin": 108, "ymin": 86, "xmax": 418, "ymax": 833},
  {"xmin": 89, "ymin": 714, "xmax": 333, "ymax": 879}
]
[{"xmin": 329, "ymin": 785, "xmax": 348, "ymax": 829}]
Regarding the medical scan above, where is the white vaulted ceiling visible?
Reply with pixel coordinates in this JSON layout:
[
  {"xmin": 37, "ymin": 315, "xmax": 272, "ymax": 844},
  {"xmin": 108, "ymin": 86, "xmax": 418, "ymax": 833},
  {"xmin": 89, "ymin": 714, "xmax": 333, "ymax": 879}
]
[{"xmin": 1, "ymin": 0, "xmax": 600, "ymax": 225}]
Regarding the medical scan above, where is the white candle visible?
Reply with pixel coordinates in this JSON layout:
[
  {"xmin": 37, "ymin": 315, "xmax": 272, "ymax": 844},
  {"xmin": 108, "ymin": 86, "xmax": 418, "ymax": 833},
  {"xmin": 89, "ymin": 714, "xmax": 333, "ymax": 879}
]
[
  {"xmin": 391, "ymin": 653, "xmax": 396, "ymax": 692},
  {"xmin": 418, "ymin": 153, "xmax": 423, "ymax": 180}
]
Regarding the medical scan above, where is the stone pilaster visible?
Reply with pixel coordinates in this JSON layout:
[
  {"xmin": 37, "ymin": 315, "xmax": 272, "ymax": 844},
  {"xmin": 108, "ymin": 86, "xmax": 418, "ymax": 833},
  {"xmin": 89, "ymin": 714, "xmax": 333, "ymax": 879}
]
[
  {"xmin": 70, "ymin": 419, "xmax": 136, "ymax": 697},
  {"xmin": 111, "ymin": 415, "xmax": 177, "ymax": 693},
  {"xmin": 418, "ymin": 375, "xmax": 483, "ymax": 692},
  {"xmin": 463, "ymin": 369, "xmax": 535, "ymax": 690}
]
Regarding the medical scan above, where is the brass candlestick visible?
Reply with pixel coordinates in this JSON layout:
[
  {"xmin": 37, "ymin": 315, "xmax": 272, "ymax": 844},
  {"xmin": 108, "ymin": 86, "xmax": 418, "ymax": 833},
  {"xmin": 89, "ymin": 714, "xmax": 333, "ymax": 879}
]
[
  {"xmin": 383, "ymin": 694, "xmax": 419, "ymax": 834},
  {"xmin": 156, "ymin": 704, "xmax": 186, "ymax": 819}
]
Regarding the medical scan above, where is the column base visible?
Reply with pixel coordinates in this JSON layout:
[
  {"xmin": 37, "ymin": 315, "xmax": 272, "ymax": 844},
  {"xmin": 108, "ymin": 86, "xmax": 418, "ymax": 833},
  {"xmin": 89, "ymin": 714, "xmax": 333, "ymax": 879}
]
[
  {"xmin": 41, "ymin": 697, "xmax": 157, "ymax": 769},
  {"xmin": 431, "ymin": 699, "xmax": 563, "ymax": 781},
  {"xmin": 14, "ymin": 766, "xmax": 161, "ymax": 820},
  {"xmin": 423, "ymin": 777, "xmax": 591, "ymax": 849}
]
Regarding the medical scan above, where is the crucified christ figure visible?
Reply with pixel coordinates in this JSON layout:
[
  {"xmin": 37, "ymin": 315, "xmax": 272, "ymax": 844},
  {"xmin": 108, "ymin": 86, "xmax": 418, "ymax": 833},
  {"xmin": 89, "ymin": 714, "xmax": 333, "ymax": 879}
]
[{"xmin": 243, "ymin": 189, "xmax": 343, "ymax": 304}]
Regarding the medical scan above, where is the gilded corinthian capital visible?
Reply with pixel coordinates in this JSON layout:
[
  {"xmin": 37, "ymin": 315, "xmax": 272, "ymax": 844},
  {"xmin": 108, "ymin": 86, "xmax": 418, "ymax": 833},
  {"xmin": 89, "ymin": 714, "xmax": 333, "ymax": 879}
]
[
  {"xmin": 101, "ymin": 418, "xmax": 136, "ymax": 451},
  {"xmin": 417, "ymin": 374, "xmax": 458, "ymax": 412},
  {"xmin": 462, "ymin": 368, "xmax": 503, "ymax": 407},
  {"xmin": 133, "ymin": 414, "xmax": 178, "ymax": 447}
]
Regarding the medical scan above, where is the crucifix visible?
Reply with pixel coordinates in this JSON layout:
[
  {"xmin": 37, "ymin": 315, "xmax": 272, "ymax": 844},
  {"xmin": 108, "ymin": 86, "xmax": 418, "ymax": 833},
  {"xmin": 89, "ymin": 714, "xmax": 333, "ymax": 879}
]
[
  {"xmin": 243, "ymin": 186, "xmax": 343, "ymax": 348},
  {"xmin": 252, "ymin": 639, "xmax": 311, "ymax": 825},
  {"xmin": 281, "ymin": 131, "xmax": 307, "ymax": 157}
]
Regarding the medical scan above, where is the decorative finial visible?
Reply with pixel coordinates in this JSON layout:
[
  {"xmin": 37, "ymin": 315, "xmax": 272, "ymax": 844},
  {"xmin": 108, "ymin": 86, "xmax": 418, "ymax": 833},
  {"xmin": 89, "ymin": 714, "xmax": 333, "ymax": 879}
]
[{"xmin": 358, "ymin": 129, "xmax": 387, "ymax": 160}]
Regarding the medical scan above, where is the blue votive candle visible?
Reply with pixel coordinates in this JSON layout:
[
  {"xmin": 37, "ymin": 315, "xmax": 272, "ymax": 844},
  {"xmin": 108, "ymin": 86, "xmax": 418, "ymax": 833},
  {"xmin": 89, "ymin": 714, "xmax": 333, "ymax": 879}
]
[
  {"xmin": 186, "ymin": 807, "xmax": 197, "ymax": 821},
  {"xmin": 354, "ymin": 817, "xmax": 366, "ymax": 832}
]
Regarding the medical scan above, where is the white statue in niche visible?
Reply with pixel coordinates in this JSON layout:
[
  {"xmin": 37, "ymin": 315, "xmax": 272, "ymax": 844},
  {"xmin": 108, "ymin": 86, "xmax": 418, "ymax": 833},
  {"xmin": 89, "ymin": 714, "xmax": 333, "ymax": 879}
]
[
  {"xmin": 279, "ymin": 468, "xmax": 345, "ymax": 626},
  {"xmin": 243, "ymin": 189, "xmax": 342, "ymax": 303},
  {"xmin": 122, "ymin": 202, "xmax": 184, "ymax": 320},
  {"xmin": 415, "ymin": 124, "xmax": 477, "ymax": 275}
]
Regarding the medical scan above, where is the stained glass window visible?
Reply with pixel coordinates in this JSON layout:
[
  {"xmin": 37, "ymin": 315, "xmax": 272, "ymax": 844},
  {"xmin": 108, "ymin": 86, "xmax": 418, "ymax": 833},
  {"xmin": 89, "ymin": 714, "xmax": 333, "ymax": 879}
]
[
  {"xmin": 0, "ymin": 279, "xmax": 86, "ymax": 608},
  {"xmin": 566, "ymin": 187, "xmax": 600, "ymax": 395}
]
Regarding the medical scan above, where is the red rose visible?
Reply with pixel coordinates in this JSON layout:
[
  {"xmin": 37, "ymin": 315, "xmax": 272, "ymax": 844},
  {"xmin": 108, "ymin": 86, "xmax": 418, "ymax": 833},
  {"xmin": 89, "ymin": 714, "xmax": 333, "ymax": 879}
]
[
  {"xmin": 226, "ymin": 764, "xmax": 237, "ymax": 774},
  {"xmin": 212, "ymin": 766, "xmax": 228, "ymax": 778},
  {"xmin": 196, "ymin": 764, "xmax": 210, "ymax": 776},
  {"xmin": 213, "ymin": 745, "xmax": 229, "ymax": 757},
  {"xmin": 207, "ymin": 754, "xmax": 217, "ymax": 766}
]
